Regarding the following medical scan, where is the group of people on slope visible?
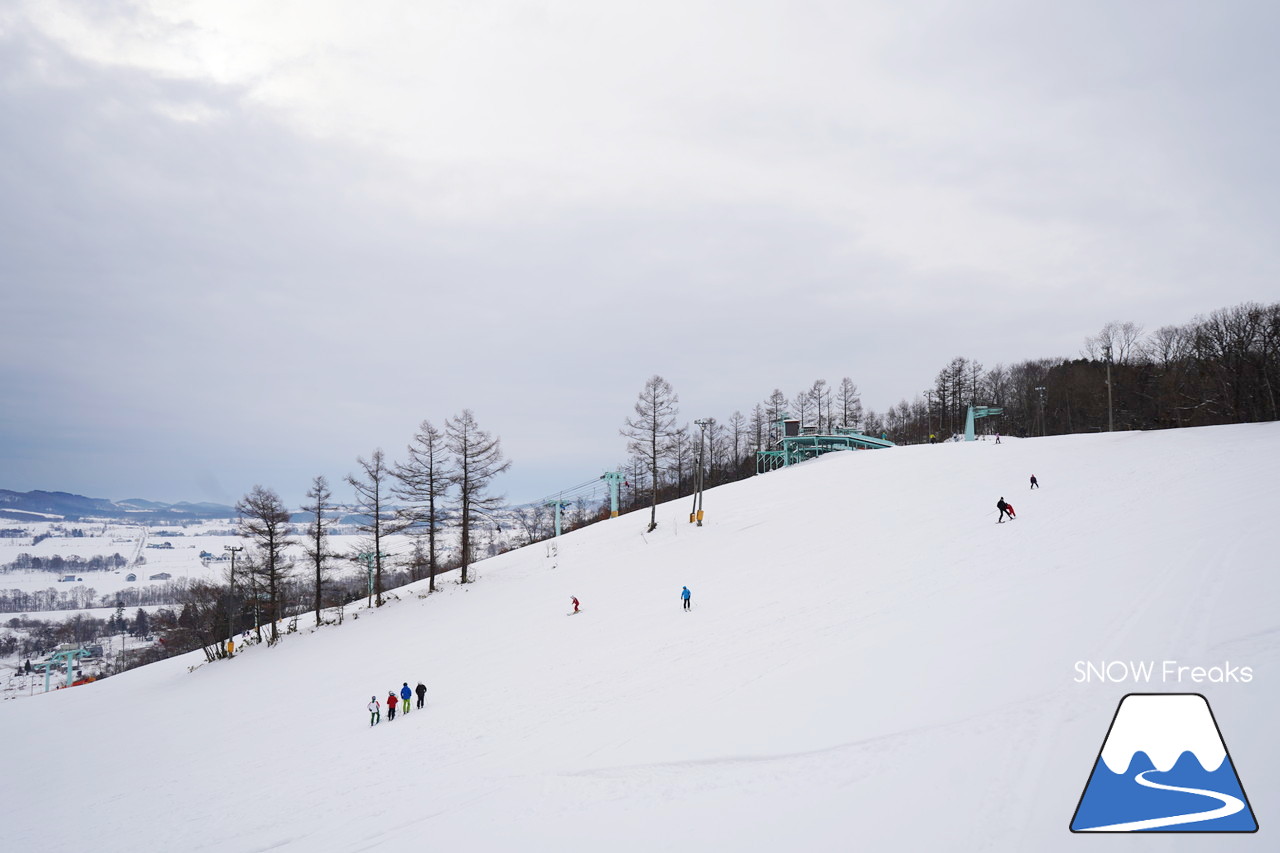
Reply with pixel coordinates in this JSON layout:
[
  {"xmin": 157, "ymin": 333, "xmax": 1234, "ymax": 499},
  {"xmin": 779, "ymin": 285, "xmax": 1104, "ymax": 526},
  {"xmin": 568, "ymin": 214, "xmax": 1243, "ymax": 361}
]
[
  {"xmin": 368, "ymin": 681, "xmax": 427, "ymax": 726},
  {"xmin": 996, "ymin": 475, "xmax": 1039, "ymax": 523},
  {"xmin": 568, "ymin": 587, "xmax": 693, "ymax": 615}
]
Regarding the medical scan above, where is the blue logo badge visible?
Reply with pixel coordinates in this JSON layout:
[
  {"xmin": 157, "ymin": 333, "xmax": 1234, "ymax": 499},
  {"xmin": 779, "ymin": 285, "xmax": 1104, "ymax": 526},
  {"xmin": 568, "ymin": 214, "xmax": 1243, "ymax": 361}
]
[{"xmin": 1071, "ymin": 693, "xmax": 1257, "ymax": 832}]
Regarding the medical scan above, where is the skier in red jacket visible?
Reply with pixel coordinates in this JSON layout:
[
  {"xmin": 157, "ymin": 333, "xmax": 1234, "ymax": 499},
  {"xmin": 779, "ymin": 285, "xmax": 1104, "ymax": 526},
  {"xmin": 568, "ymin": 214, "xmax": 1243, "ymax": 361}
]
[
  {"xmin": 386, "ymin": 691, "xmax": 398, "ymax": 721},
  {"xmin": 571, "ymin": 596, "xmax": 580, "ymax": 614}
]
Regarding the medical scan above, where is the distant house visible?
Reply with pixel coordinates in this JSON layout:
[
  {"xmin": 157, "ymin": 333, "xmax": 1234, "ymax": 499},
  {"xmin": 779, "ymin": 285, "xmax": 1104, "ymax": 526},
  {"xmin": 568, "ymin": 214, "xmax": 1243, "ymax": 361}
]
[
  {"xmin": 146, "ymin": 541, "xmax": 174, "ymax": 550},
  {"xmin": 148, "ymin": 572, "xmax": 172, "ymax": 581},
  {"xmin": 60, "ymin": 575, "xmax": 76, "ymax": 583}
]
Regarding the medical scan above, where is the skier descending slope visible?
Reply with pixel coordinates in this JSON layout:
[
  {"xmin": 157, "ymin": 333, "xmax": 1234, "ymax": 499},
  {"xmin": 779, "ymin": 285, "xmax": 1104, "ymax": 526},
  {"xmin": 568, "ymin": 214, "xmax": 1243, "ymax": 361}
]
[
  {"xmin": 681, "ymin": 586, "xmax": 692, "ymax": 611},
  {"xmin": 996, "ymin": 497, "xmax": 1013, "ymax": 523},
  {"xmin": 569, "ymin": 596, "xmax": 580, "ymax": 615}
]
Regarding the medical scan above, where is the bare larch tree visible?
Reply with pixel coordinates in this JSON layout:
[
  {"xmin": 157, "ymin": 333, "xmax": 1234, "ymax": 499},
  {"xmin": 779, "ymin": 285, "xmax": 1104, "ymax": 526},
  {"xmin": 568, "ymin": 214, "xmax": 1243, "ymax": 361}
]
[
  {"xmin": 445, "ymin": 410, "xmax": 511, "ymax": 584},
  {"xmin": 346, "ymin": 449, "xmax": 401, "ymax": 607},
  {"xmin": 236, "ymin": 485, "xmax": 293, "ymax": 645},
  {"xmin": 393, "ymin": 419, "xmax": 451, "ymax": 594},
  {"xmin": 621, "ymin": 374, "xmax": 679, "ymax": 532},
  {"xmin": 300, "ymin": 475, "xmax": 337, "ymax": 625}
]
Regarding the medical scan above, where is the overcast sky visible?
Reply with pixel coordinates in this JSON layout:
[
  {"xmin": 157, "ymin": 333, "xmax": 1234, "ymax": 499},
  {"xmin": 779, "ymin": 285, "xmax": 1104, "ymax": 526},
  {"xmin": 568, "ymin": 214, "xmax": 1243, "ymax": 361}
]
[{"xmin": 2, "ymin": 1, "xmax": 1277, "ymax": 508}]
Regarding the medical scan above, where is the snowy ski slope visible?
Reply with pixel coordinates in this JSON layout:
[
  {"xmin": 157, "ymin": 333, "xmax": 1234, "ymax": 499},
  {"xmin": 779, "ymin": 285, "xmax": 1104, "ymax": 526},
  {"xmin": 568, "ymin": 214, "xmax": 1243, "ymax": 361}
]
[{"xmin": 1, "ymin": 423, "xmax": 1277, "ymax": 851}]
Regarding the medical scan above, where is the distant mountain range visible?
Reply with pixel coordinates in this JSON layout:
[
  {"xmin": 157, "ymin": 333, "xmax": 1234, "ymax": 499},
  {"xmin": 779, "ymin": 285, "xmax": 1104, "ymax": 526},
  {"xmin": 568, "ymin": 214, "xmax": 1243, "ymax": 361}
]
[{"xmin": 0, "ymin": 490, "xmax": 238, "ymax": 522}]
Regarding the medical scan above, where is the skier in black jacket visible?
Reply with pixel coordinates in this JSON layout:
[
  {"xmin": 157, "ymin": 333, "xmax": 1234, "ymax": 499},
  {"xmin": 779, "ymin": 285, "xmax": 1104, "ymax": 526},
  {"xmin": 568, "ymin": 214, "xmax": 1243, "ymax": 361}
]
[
  {"xmin": 996, "ymin": 497, "xmax": 1012, "ymax": 523},
  {"xmin": 415, "ymin": 682, "xmax": 427, "ymax": 710}
]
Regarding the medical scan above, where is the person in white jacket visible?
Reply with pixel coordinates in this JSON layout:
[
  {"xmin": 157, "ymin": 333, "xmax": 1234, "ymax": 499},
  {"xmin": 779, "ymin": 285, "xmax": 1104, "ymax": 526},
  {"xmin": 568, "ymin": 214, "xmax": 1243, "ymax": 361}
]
[{"xmin": 368, "ymin": 696, "xmax": 380, "ymax": 726}]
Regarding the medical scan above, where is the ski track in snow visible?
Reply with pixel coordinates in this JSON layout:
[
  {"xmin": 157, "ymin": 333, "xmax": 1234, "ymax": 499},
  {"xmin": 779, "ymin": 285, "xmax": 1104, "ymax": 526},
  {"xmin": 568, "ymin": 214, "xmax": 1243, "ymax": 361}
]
[{"xmin": 1076, "ymin": 769, "xmax": 1245, "ymax": 832}]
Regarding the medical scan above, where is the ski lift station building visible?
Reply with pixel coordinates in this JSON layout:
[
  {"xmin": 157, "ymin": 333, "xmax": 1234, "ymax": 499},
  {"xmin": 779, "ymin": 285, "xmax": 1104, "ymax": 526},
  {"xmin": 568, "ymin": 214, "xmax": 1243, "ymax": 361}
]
[{"xmin": 756, "ymin": 416, "xmax": 895, "ymax": 474}]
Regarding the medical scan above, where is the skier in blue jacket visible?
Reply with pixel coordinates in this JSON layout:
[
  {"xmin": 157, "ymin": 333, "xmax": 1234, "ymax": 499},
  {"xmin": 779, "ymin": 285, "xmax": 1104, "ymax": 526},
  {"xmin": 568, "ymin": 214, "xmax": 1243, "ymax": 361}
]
[
  {"xmin": 681, "ymin": 586, "xmax": 691, "ymax": 611},
  {"xmin": 400, "ymin": 683, "xmax": 412, "ymax": 715}
]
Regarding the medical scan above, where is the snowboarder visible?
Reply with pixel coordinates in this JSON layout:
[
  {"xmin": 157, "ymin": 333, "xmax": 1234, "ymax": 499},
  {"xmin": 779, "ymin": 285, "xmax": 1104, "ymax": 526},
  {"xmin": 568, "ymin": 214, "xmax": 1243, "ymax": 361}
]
[
  {"xmin": 995, "ymin": 433, "xmax": 1002, "ymax": 444},
  {"xmin": 368, "ymin": 696, "xmax": 380, "ymax": 726},
  {"xmin": 400, "ymin": 683, "xmax": 412, "ymax": 714},
  {"xmin": 570, "ymin": 596, "xmax": 580, "ymax": 614},
  {"xmin": 1030, "ymin": 474, "xmax": 1039, "ymax": 489},
  {"xmin": 386, "ymin": 691, "xmax": 398, "ymax": 721},
  {"xmin": 681, "ymin": 586, "xmax": 692, "ymax": 611},
  {"xmin": 996, "ymin": 497, "xmax": 1012, "ymax": 523},
  {"xmin": 415, "ymin": 681, "xmax": 427, "ymax": 709}
]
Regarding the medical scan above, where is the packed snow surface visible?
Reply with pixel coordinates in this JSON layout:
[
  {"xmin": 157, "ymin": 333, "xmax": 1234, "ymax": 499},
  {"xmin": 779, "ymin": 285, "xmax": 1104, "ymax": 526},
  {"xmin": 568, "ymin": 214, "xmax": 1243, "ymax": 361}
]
[{"xmin": 2, "ymin": 424, "xmax": 1277, "ymax": 851}]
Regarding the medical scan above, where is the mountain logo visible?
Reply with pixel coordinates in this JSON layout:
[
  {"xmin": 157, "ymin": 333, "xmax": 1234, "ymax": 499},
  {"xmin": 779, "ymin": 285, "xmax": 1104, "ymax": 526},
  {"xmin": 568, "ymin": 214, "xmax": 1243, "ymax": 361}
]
[{"xmin": 1070, "ymin": 693, "xmax": 1258, "ymax": 832}]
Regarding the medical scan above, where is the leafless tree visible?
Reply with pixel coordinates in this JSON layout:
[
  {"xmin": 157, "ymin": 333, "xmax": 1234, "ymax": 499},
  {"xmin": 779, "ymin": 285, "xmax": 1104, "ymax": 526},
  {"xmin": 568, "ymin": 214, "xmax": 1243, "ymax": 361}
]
[
  {"xmin": 446, "ymin": 410, "xmax": 511, "ymax": 584},
  {"xmin": 393, "ymin": 419, "xmax": 451, "ymax": 593},
  {"xmin": 300, "ymin": 475, "xmax": 337, "ymax": 625},
  {"xmin": 837, "ymin": 377, "xmax": 862, "ymax": 430},
  {"xmin": 764, "ymin": 389, "xmax": 787, "ymax": 442},
  {"xmin": 1084, "ymin": 321, "xmax": 1145, "ymax": 364},
  {"xmin": 807, "ymin": 379, "xmax": 830, "ymax": 432},
  {"xmin": 791, "ymin": 387, "xmax": 813, "ymax": 428},
  {"xmin": 346, "ymin": 449, "xmax": 402, "ymax": 607},
  {"xmin": 236, "ymin": 485, "xmax": 293, "ymax": 645},
  {"xmin": 670, "ymin": 424, "xmax": 691, "ymax": 491},
  {"xmin": 621, "ymin": 375, "xmax": 679, "ymax": 532}
]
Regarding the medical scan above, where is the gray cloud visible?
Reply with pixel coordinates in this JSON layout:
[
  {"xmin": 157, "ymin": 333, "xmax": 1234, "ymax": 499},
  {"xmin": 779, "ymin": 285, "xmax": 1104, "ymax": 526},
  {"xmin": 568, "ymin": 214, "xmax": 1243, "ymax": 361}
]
[{"xmin": 2, "ymin": 3, "xmax": 1278, "ymax": 506}]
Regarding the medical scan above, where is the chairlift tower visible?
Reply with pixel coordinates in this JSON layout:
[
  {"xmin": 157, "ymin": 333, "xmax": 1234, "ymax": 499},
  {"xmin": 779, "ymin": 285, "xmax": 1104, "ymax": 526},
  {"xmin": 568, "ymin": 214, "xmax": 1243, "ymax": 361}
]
[
  {"xmin": 544, "ymin": 498, "xmax": 572, "ymax": 537},
  {"xmin": 43, "ymin": 648, "xmax": 91, "ymax": 692},
  {"xmin": 964, "ymin": 405, "xmax": 1004, "ymax": 441},
  {"xmin": 355, "ymin": 551, "xmax": 390, "ymax": 607},
  {"xmin": 599, "ymin": 472, "xmax": 625, "ymax": 518}
]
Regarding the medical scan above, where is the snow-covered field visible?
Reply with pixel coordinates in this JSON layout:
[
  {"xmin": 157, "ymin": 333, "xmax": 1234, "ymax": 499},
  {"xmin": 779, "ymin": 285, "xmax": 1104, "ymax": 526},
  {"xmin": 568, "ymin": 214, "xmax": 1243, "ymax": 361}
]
[
  {"xmin": 0, "ymin": 522, "xmax": 418, "ymax": 609},
  {"xmin": 0, "ymin": 423, "xmax": 1276, "ymax": 851}
]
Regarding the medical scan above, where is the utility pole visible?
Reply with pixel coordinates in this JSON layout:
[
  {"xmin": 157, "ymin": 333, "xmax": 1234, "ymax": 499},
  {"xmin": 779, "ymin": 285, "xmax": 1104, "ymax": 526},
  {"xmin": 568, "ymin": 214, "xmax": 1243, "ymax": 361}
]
[
  {"xmin": 693, "ymin": 418, "xmax": 713, "ymax": 526},
  {"xmin": 924, "ymin": 391, "xmax": 933, "ymax": 441},
  {"xmin": 224, "ymin": 545, "xmax": 243, "ymax": 644},
  {"xmin": 1103, "ymin": 343, "xmax": 1114, "ymax": 432},
  {"xmin": 1035, "ymin": 386, "xmax": 1047, "ymax": 437}
]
